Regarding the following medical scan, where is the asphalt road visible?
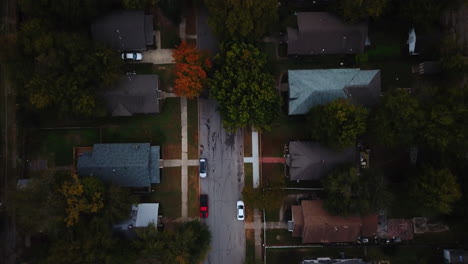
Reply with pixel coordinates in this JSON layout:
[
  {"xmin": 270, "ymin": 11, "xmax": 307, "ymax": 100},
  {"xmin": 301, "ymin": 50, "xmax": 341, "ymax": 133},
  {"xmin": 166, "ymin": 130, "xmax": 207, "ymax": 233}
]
[{"xmin": 199, "ymin": 99, "xmax": 245, "ymax": 264}]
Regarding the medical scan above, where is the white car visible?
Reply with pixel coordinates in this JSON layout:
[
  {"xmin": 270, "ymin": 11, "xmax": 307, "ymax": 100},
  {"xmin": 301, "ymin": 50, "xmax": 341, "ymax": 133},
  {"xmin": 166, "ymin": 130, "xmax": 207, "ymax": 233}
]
[
  {"xmin": 237, "ymin": 201, "xmax": 245, "ymax": 221},
  {"xmin": 199, "ymin": 158, "xmax": 207, "ymax": 178},
  {"xmin": 121, "ymin": 52, "xmax": 143, "ymax": 61}
]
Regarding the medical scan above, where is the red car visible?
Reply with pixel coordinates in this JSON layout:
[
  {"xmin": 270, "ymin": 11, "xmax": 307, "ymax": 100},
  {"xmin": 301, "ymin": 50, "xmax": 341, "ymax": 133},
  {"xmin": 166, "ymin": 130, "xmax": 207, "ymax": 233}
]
[{"xmin": 200, "ymin": 194, "xmax": 208, "ymax": 218}]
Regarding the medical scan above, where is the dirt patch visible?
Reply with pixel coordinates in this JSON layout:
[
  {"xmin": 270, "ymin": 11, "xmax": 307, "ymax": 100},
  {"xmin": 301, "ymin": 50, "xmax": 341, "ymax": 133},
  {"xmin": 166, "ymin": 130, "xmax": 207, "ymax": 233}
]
[
  {"xmin": 162, "ymin": 143, "xmax": 181, "ymax": 159},
  {"xmin": 246, "ymin": 229, "xmax": 255, "ymax": 240},
  {"xmin": 187, "ymin": 99, "xmax": 199, "ymax": 160}
]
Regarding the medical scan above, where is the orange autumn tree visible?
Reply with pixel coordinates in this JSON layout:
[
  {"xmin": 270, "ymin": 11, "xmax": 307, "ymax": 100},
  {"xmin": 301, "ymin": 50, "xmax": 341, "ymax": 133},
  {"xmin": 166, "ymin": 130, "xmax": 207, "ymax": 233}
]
[{"xmin": 172, "ymin": 41, "xmax": 211, "ymax": 98}]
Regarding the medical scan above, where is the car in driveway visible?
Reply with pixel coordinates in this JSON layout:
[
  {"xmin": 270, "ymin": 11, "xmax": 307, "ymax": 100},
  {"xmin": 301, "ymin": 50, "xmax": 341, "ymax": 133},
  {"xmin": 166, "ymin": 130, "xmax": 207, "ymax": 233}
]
[
  {"xmin": 200, "ymin": 194, "xmax": 208, "ymax": 218},
  {"xmin": 199, "ymin": 158, "xmax": 207, "ymax": 178},
  {"xmin": 237, "ymin": 201, "xmax": 244, "ymax": 221},
  {"xmin": 121, "ymin": 52, "xmax": 143, "ymax": 61}
]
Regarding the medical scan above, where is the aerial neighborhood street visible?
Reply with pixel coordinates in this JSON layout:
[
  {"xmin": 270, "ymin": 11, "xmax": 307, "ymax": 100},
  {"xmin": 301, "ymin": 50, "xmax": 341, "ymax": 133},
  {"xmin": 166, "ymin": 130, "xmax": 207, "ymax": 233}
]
[{"xmin": 1, "ymin": 0, "xmax": 468, "ymax": 264}]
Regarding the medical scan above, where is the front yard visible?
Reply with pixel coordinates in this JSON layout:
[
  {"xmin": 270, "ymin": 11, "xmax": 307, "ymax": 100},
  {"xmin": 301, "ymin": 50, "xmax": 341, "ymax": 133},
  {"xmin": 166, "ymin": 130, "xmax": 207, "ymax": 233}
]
[
  {"xmin": 149, "ymin": 167, "xmax": 182, "ymax": 219},
  {"xmin": 187, "ymin": 166, "xmax": 200, "ymax": 218}
]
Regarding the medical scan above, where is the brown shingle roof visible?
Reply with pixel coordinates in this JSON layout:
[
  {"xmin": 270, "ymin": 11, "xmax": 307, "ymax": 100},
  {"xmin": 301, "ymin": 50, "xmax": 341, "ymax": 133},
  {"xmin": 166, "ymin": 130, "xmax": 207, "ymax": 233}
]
[
  {"xmin": 296, "ymin": 200, "xmax": 378, "ymax": 243},
  {"xmin": 292, "ymin": 205, "xmax": 304, "ymax": 237}
]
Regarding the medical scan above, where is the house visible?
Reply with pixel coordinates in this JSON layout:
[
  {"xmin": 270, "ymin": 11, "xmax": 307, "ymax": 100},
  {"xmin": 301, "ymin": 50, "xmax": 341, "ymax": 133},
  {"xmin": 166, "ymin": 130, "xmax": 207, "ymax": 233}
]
[
  {"xmin": 77, "ymin": 143, "xmax": 160, "ymax": 190},
  {"xmin": 289, "ymin": 200, "xmax": 378, "ymax": 244},
  {"xmin": 91, "ymin": 11, "xmax": 154, "ymax": 51},
  {"xmin": 287, "ymin": 12, "xmax": 368, "ymax": 56},
  {"xmin": 443, "ymin": 249, "xmax": 468, "ymax": 263},
  {"xmin": 302, "ymin": 258, "xmax": 368, "ymax": 264},
  {"xmin": 286, "ymin": 141, "xmax": 356, "ymax": 181},
  {"xmin": 103, "ymin": 74, "xmax": 160, "ymax": 116},
  {"xmin": 114, "ymin": 203, "xmax": 159, "ymax": 230},
  {"xmin": 288, "ymin": 69, "xmax": 381, "ymax": 115},
  {"xmin": 412, "ymin": 61, "xmax": 442, "ymax": 75}
]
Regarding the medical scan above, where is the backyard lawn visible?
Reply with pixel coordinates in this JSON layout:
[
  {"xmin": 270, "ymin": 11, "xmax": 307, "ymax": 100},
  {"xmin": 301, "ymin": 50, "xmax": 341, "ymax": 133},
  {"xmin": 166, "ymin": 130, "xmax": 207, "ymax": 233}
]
[
  {"xmin": 27, "ymin": 128, "xmax": 100, "ymax": 166},
  {"xmin": 101, "ymin": 98, "xmax": 181, "ymax": 159},
  {"xmin": 187, "ymin": 166, "xmax": 199, "ymax": 218},
  {"xmin": 187, "ymin": 99, "xmax": 199, "ymax": 160},
  {"xmin": 150, "ymin": 167, "xmax": 182, "ymax": 219}
]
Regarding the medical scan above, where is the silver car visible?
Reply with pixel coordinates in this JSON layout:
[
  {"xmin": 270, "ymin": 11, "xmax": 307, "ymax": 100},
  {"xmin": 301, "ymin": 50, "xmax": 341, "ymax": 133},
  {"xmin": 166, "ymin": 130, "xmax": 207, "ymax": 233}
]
[{"xmin": 121, "ymin": 52, "xmax": 143, "ymax": 61}]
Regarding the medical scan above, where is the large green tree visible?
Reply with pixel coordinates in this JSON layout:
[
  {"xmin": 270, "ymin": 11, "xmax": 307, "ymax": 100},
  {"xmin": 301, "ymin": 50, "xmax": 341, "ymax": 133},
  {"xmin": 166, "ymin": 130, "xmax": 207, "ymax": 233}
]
[
  {"xmin": 335, "ymin": 0, "xmax": 389, "ymax": 22},
  {"xmin": 15, "ymin": 19, "xmax": 122, "ymax": 117},
  {"xmin": 204, "ymin": 0, "xmax": 278, "ymax": 40},
  {"xmin": 410, "ymin": 166, "xmax": 462, "ymax": 215},
  {"xmin": 209, "ymin": 42, "xmax": 282, "ymax": 131},
  {"xmin": 322, "ymin": 166, "xmax": 391, "ymax": 216},
  {"xmin": 307, "ymin": 98, "xmax": 369, "ymax": 150},
  {"xmin": 369, "ymin": 89, "xmax": 424, "ymax": 147},
  {"xmin": 135, "ymin": 221, "xmax": 211, "ymax": 264}
]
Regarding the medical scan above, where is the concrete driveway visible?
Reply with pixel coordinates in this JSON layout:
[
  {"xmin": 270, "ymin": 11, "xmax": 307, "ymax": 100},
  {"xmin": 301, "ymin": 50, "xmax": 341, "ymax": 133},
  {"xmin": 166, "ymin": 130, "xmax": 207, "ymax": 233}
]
[{"xmin": 199, "ymin": 99, "xmax": 245, "ymax": 264}]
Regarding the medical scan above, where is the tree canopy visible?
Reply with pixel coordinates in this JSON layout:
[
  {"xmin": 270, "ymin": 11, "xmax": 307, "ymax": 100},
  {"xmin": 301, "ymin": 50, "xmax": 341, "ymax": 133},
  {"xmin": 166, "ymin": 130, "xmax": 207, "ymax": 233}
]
[
  {"xmin": 307, "ymin": 98, "xmax": 369, "ymax": 149},
  {"xmin": 369, "ymin": 88, "xmax": 424, "ymax": 147},
  {"xmin": 13, "ymin": 19, "xmax": 122, "ymax": 117},
  {"xmin": 410, "ymin": 166, "xmax": 461, "ymax": 215},
  {"xmin": 135, "ymin": 221, "xmax": 211, "ymax": 264},
  {"xmin": 209, "ymin": 42, "xmax": 282, "ymax": 131},
  {"xmin": 173, "ymin": 41, "xmax": 212, "ymax": 98},
  {"xmin": 335, "ymin": 0, "xmax": 389, "ymax": 22},
  {"xmin": 204, "ymin": 0, "xmax": 278, "ymax": 40},
  {"xmin": 322, "ymin": 166, "xmax": 391, "ymax": 216}
]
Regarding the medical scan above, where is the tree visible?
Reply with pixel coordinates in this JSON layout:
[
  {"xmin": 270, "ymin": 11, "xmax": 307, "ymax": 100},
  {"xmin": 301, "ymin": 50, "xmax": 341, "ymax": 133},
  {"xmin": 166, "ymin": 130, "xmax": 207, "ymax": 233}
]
[
  {"xmin": 172, "ymin": 41, "xmax": 212, "ymax": 98},
  {"xmin": 135, "ymin": 221, "xmax": 211, "ymax": 264},
  {"xmin": 335, "ymin": 0, "xmax": 389, "ymax": 22},
  {"xmin": 440, "ymin": 35, "xmax": 467, "ymax": 74},
  {"xmin": 204, "ymin": 0, "xmax": 278, "ymax": 40},
  {"xmin": 322, "ymin": 166, "xmax": 391, "ymax": 216},
  {"xmin": 369, "ymin": 89, "xmax": 424, "ymax": 147},
  {"xmin": 410, "ymin": 166, "xmax": 461, "ymax": 215},
  {"xmin": 122, "ymin": 0, "xmax": 159, "ymax": 9},
  {"xmin": 307, "ymin": 98, "xmax": 368, "ymax": 149},
  {"xmin": 15, "ymin": 19, "xmax": 123, "ymax": 117},
  {"xmin": 209, "ymin": 42, "xmax": 282, "ymax": 131}
]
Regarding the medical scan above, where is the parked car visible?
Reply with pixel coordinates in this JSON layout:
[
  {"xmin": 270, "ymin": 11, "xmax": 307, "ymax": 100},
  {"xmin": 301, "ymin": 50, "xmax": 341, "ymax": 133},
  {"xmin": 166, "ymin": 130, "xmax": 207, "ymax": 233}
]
[
  {"xmin": 121, "ymin": 52, "xmax": 143, "ymax": 61},
  {"xmin": 237, "ymin": 201, "xmax": 245, "ymax": 221},
  {"xmin": 200, "ymin": 194, "xmax": 208, "ymax": 218},
  {"xmin": 199, "ymin": 158, "xmax": 207, "ymax": 178}
]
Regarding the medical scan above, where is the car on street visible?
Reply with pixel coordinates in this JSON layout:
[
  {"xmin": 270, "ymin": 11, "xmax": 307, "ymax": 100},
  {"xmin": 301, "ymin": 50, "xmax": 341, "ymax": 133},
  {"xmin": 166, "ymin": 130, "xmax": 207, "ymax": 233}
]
[
  {"xmin": 199, "ymin": 158, "xmax": 207, "ymax": 178},
  {"xmin": 237, "ymin": 201, "xmax": 244, "ymax": 221},
  {"xmin": 200, "ymin": 194, "xmax": 208, "ymax": 218},
  {"xmin": 121, "ymin": 52, "xmax": 143, "ymax": 61}
]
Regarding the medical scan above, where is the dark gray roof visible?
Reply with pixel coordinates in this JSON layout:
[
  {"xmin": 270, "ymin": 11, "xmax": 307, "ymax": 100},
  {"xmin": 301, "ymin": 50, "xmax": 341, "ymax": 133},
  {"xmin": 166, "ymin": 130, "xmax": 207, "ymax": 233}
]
[
  {"xmin": 103, "ymin": 74, "xmax": 159, "ymax": 116},
  {"xmin": 287, "ymin": 12, "xmax": 367, "ymax": 55},
  {"xmin": 288, "ymin": 69, "xmax": 381, "ymax": 115},
  {"xmin": 196, "ymin": 7, "xmax": 219, "ymax": 56},
  {"xmin": 77, "ymin": 143, "xmax": 160, "ymax": 188},
  {"xmin": 302, "ymin": 259, "xmax": 368, "ymax": 264},
  {"xmin": 286, "ymin": 141, "xmax": 356, "ymax": 181},
  {"xmin": 91, "ymin": 11, "xmax": 154, "ymax": 51}
]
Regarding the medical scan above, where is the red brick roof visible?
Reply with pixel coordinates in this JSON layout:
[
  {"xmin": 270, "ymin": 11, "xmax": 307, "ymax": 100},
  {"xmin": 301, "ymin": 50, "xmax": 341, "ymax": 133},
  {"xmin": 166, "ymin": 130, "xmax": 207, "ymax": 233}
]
[{"xmin": 295, "ymin": 200, "xmax": 378, "ymax": 243}]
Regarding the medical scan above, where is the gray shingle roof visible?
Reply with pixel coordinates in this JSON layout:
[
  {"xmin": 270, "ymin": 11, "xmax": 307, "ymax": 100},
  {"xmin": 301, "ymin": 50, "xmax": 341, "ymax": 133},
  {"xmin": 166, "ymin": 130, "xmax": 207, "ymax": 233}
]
[
  {"xmin": 77, "ymin": 143, "xmax": 160, "ymax": 188},
  {"xmin": 103, "ymin": 74, "xmax": 159, "ymax": 116},
  {"xmin": 288, "ymin": 69, "xmax": 380, "ymax": 115},
  {"xmin": 91, "ymin": 11, "xmax": 154, "ymax": 51},
  {"xmin": 287, "ymin": 12, "xmax": 368, "ymax": 55},
  {"xmin": 286, "ymin": 141, "xmax": 356, "ymax": 181}
]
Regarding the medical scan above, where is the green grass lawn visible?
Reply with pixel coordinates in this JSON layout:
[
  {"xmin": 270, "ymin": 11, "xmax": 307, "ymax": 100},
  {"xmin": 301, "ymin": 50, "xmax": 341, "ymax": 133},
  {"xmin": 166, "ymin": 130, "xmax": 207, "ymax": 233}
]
[
  {"xmin": 187, "ymin": 166, "xmax": 199, "ymax": 218},
  {"xmin": 261, "ymin": 114, "xmax": 309, "ymax": 157},
  {"xmin": 187, "ymin": 99, "xmax": 199, "ymax": 160},
  {"xmin": 243, "ymin": 127, "xmax": 252, "ymax": 157},
  {"xmin": 27, "ymin": 128, "xmax": 99, "ymax": 166},
  {"xmin": 266, "ymin": 229, "xmax": 302, "ymax": 246},
  {"xmin": 101, "ymin": 98, "xmax": 181, "ymax": 159},
  {"xmin": 244, "ymin": 163, "xmax": 253, "ymax": 188},
  {"xmin": 150, "ymin": 167, "xmax": 182, "ymax": 218},
  {"xmin": 160, "ymin": 26, "xmax": 181, "ymax": 49},
  {"xmin": 246, "ymin": 229, "xmax": 258, "ymax": 264}
]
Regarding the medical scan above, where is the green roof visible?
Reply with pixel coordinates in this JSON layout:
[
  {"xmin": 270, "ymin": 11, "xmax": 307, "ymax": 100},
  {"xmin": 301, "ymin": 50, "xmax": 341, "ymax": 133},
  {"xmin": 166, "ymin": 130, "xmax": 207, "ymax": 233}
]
[
  {"xmin": 77, "ymin": 143, "xmax": 160, "ymax": 188},
  {"xmin": 288, "ymin": 69, "xmax": 380, "ymax": 115}
]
